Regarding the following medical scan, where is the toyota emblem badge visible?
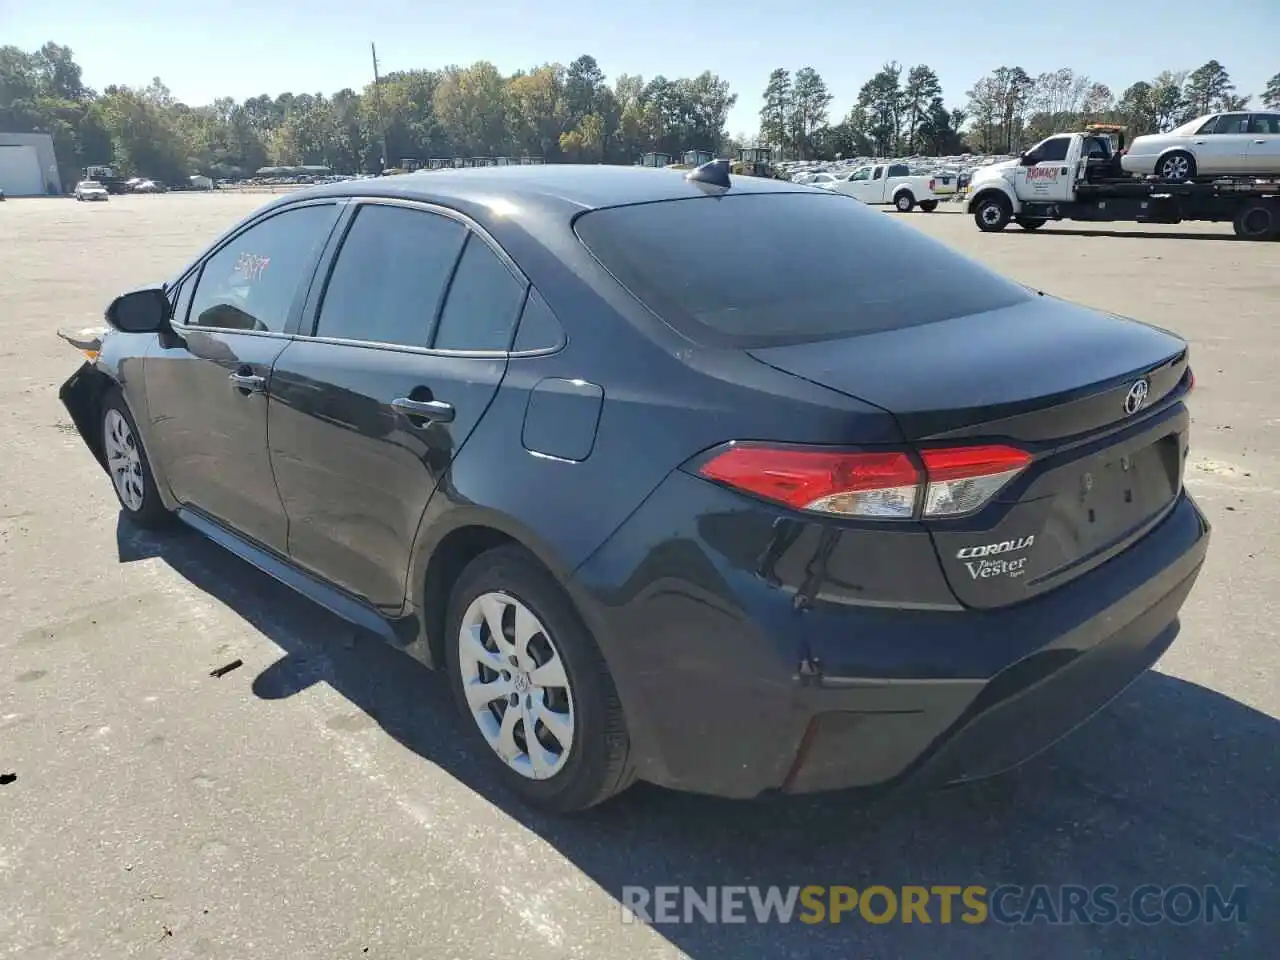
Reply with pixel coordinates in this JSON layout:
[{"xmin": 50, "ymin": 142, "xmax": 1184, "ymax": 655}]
[{"xmin": 1124, "ymin": 379, "xmax": 1149, "ymax": 416}]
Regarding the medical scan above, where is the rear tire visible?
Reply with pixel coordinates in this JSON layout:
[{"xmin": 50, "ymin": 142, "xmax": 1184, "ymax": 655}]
[
  {"xmin": 101, "ymin": 390, "xmax": 173, "ymax": 529},
  {"xmin": 973, "ymin": 194, "xmax": 1012, "ymax": 232},
  {"xmin": 1156, "ymin": 151, "xmax": 1196, "ymax": 182},
  {"xmin": 445, "ymin": 545, "xmax": 634, "ymax": 813},
  {"xmin": 1016, "ymin": 218, "xmax": 1047, "ymax": 231},
  {"xmin": 919, "ymin": 200, "xmax": 939, "ymax": 213},
  {"xmin": 894, "ymin": 191, "xmax": 916, "ymax": 213},
  {"xmin": 1232, "ymin": 202, "xmax": 1278, "ymax": 241}
]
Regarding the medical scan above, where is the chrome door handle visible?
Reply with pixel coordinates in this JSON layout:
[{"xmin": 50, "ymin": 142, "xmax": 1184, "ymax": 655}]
[
  {"xmin": 228, "ymin": 371, "xmax": 266, "ymax": 394},
  {"xmin": 1254, "ymin": 139, "xmax": 1267, "ymax": 144},
  {"xmin": 392, "ymin": 397, "xmax": 455, "ymax": 424},
  {"xmin": 1193, "ymin": 139, "xmax": 1207, "ymax": 144}
]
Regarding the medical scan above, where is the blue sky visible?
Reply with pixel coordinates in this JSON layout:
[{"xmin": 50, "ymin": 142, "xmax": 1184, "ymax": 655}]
[{"xmin": 7, "ymin": 0, "xmax": 1277, "ymax": 134}]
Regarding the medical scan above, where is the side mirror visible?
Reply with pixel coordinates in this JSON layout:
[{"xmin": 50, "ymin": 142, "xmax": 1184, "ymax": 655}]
[
  {"xmin": 1019, "ymin": 153, "xmax": 1038, "ymax": 167},
  {"xmin": 105, "ymin": 288, "xmax": 171, "ymax": 333}
]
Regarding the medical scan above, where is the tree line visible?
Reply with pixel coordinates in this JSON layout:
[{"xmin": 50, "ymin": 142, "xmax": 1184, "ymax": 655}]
[
  {"xmin": 761, "ymin": 60, "xmax": 1279, "ymax": 160},
  {"xmin": 2, "ymin": 41, "xmax": 1277, "ymax": 187},
  {"xmin": 959, "ymin": 60, "xmax": 1278, "ymax": 156}
]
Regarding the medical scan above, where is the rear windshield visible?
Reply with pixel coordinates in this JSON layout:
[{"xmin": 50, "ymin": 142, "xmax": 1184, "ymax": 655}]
[{"xmin": 574, "ymin": 192, "xmax": 1030, "ymax": 348}]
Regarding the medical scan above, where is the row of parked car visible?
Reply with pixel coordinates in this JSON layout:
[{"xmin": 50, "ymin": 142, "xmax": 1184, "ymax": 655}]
[
  {"xmin": 775, "ymin": 156, "xmax": 1004, "ymax": 212},
  {"xmin": 781, "ymin": 155, "xmax": 1008, "ymax": 197}
]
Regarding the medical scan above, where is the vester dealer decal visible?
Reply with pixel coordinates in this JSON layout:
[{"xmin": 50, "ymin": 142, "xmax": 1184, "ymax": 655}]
[{"xmin": 956, "ymin": 535, "xmax": 1035, "ymax": 581}]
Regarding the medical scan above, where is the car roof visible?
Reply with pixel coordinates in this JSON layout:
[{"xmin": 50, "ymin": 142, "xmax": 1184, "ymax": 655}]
[
  {"xmin": 255, "ymin": 164, "xmax": 820, "ymax": 262},
  {"xmin": 286, "ymin": 163, "xmax": 811, "ymax": 215}
]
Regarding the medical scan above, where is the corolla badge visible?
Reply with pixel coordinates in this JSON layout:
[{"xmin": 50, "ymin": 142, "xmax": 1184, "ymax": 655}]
[
  {"xmin": 1124, "ymin": 379, "xmax": 1150, "ymax": 416},
  {"xmin": 956, "ymin": 535, "xmax": 1035, "ymax": 581}
]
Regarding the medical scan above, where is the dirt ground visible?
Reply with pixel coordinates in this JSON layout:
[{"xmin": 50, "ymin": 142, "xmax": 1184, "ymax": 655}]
[{"xmin": 1, "ymin": 193, "xmax": 1275, "ymax": 959}]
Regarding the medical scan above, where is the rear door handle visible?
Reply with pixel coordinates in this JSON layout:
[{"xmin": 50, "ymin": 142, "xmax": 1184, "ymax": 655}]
[
  {"xmin": 392, "ymin": 397, "xmax": 455, "ymax": 424},
  {"xmin": 1255, "ymin": 139, "xmax": 1267, "ymax": 144},
  {"xmin": 1194, "ymin": 139, "xmax": 1207, "ymax": 144},
  {"xmin": 228, "ymin": 370, "xmax": 266, "ymax": 394}
]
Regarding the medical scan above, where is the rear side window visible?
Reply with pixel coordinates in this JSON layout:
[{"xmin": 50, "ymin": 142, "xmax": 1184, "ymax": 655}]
[
  {"xmin": 1213, "ymin": 114, "xmax": 1249, "ymax": 134},
  {"xmin": 315, "ymin": 204, "xmax": 466, "ymax": 347},
  {"xmin": 887, "ymin": 163, "xmax": 910, "ymax": 178},
  {"xmin": 1250, "ymin": 114, "xmax": 1280, "ymax": 134},
  {"xmin": 512, "ymin": 288, "xmax": 566, "ymax": 352},
  {"xmin": 574, "ymin": 193, "xmax": 1030, "ymax": 348},
  {"xmin": 432, "ymin": 234, "xmax": 526, "ymax": 351}
]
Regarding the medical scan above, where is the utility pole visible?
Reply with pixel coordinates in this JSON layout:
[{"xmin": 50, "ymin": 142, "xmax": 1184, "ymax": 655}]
[{"xmin": 371, "ymin": 42, "xmax": 389, "ymax": 175}]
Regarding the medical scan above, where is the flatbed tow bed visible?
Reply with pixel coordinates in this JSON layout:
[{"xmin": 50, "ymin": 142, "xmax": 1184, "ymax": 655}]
[{"xmin": 967, "ymin": 130, "xmax": 1280, "ymax": 240}]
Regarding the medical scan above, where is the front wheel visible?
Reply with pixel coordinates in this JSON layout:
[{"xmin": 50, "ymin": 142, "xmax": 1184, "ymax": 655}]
[
  {"xmin": 894, "ymin": 191, "xmax": 916, "ymax": 213},
  {"xmin": 101, "ymin": 391, "xmax": 173, "ymax": 529},
  {"xmin": 973, "ymin": 195, "xmax": 1012, "ymax": 232},
  {"xmin": 919, "ymin": 200, "xmax": 939, "ymax": 213},
  {"xmin": 446, "ymin": 545, "xmax": 634, "ymax": 812}
]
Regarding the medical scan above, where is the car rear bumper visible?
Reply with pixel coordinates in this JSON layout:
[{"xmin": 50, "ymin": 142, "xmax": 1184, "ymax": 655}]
[
  {"xmin": 1120, "ymin": 154, "xmax": 1156, "ymax": 176},
  {"xmin": 784, "ymin": 562, "xmax": 1195, "ymax": 794},
  {"xmin": 572, "ymin": 473, "xmax": 1210, "ymax": 800}
]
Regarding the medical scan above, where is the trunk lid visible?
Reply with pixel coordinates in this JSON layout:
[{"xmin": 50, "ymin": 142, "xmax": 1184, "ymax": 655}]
[{"xmin": 749, "ymin": 296, "xmax": 1191, "ymax": 608}]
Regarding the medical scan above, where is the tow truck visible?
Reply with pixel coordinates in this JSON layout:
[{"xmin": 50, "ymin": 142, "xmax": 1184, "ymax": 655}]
[
  {"xmin": 967, "ymin": 127, "xmax": 1280, "ymax": 240},
  {"xmin": 82, "ymin": 164, "xmax": 131, "ymax": 195}
]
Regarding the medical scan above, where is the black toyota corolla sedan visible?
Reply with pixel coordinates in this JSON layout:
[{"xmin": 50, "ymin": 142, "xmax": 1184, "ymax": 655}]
[{"xmin": 59, "ymin": 163, "xmax": 1209, "ymax": 812}]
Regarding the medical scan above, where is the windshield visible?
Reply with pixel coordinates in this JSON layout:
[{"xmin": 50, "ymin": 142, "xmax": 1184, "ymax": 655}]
[
  {"xmin": 80, "ymin": 182, "xmax": 102, "ymax": 188},
  {"xmin": 575, "ymin": 192, "xmax": 1031, "ymax": 348}
]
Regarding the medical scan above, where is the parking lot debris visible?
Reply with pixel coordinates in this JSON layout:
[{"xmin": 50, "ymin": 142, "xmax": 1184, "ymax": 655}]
[
  {"xmin": 0, "ymin": 773, "xmax": 16, "ymax": 785},
  {"xmin": 208, "ymin": 659, "xmax": 243, "ymax": 679}
]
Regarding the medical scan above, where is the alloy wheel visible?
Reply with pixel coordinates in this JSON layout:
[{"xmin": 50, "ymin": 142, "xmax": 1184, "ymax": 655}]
[
  {"xmin": 103, "ymin": 408, "xmax": 145, "ymax": 512},
  {"xmin": 1160, "ymin": 155, "xmax": 1190, "ymax": 180},
  {"xmin": 457, "ymin": 591, "xmax": 576, "ymax": 780}
]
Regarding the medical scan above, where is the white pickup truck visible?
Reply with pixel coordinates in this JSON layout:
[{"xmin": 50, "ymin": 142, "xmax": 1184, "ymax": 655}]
[{"xmin": 821, "ymin": 161, "xmax": 940, "ymax": 212}]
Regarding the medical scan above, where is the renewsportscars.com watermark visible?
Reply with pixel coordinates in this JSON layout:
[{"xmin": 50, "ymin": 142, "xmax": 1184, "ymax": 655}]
[{"xmin": 621, "ymin": 884, "xmax": 1249, "ymax": 927}]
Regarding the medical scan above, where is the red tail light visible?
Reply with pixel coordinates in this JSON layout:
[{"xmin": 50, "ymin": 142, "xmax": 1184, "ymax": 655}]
[
  {"xmin": 696, "ymin": 444, "xmax": 1032, "ymax": 519},
  {"xmin": 1186, "ymin": 367, "xmax": 1195, "ymax": 392}
]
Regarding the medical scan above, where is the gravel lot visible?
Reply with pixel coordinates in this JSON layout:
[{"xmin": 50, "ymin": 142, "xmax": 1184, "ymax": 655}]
[{"xmin": 2, "ymin": 194, "xmax": 1276, "ymax": 959}]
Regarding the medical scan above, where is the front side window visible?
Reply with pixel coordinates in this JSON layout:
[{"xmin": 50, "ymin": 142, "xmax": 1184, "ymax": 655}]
[
  {"xmin": 1213, "ymin": 113, "xmax": 1250, "ymax": 134},
  {"xmin": 187, "ymin": 204, "xmax": 339, "ymax": 333},
  {"xmin": 314, "ymin": 204, "xmax": 467, "ymax": 347},
  {"xmin": 1036, "ymin": 137, "xmax": 1070, "ymax": 162},
  {"xmin": 168, "ymin": 276, "xmax": 197, "ymax": 325},
  {"xmin": 848, "ymin": 168, "xmax": 870, "ymax": 182}
]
